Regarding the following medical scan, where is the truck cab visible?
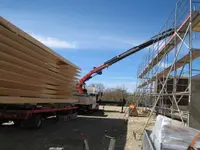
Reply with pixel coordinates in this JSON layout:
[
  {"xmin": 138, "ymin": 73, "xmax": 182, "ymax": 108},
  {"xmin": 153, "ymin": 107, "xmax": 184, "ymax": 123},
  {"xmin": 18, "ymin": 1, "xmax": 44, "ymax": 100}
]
[{"xmin": 75, "ymin": 85, "xmax": 103, "ymax": 112}]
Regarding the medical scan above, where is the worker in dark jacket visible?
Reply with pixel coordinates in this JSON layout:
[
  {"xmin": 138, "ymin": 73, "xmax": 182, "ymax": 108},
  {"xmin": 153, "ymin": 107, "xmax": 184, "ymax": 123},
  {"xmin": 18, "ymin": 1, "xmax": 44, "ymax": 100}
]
[{"xmin": 121, "ymin": 98, "xmax": 126, "ymax": 113}]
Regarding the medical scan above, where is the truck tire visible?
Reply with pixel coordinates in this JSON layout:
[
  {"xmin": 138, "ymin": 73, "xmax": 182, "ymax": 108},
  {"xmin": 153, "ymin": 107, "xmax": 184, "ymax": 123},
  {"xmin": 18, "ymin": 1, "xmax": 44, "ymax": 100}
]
[
  {"xmin": 32, "ymin": 115, "xmax": 42, "ymax": 129},
  {"xmin": 71, "ymin": 113, "xmax": 77, "ymax": 119},
  {"xmin": 23, "ymin": 115, "xmax": 42, "ymax": 129}
]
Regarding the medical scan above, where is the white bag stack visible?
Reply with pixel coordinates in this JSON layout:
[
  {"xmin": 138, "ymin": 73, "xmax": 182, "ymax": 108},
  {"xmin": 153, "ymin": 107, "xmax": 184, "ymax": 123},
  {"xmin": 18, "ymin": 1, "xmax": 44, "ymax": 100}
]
[{"xmin": 150, "ymin": 115, "xmax": 200, "ymax": 150}]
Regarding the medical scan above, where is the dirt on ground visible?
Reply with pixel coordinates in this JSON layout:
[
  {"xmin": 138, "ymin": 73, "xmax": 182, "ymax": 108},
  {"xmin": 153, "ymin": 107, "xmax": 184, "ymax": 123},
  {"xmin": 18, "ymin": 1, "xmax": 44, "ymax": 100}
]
[{"xmin": 0, "ymin": 106, "xmax": 155, "ymax": 150}]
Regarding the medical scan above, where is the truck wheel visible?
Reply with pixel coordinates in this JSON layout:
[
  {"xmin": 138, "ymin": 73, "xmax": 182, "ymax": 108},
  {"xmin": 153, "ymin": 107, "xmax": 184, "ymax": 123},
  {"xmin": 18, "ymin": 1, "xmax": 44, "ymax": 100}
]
[
  {"xmin": 71, "ymin": 113, "xmax": 77, "ymax": 119},
  {"xmin": 33, "ymin": 115, "xmax": 42, "ymax": 129},
  {"xmin": 23, "ymin": 115, "xmax": 42, "ymax": 129}
]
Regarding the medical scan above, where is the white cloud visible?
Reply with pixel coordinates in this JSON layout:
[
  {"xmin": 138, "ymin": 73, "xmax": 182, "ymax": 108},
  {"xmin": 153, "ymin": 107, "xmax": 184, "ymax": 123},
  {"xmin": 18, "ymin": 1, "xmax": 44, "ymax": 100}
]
[{"xmin": 31, "ymin": 34, "xmax": 77, "ymax": 49}]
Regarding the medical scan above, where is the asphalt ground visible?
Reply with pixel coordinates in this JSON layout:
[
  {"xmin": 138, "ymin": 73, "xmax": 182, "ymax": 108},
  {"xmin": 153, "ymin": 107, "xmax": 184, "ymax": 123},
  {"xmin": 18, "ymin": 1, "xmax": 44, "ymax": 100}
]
[{"xmin": 0, "ymin": 111, "xmax": 127, "ymax": 150}]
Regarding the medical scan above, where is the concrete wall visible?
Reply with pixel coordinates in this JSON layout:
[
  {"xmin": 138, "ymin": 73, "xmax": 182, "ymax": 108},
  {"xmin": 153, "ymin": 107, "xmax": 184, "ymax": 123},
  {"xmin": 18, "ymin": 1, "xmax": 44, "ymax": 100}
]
[{"xmin": 189, "ymin": 74, "xmax": 200, "ymax": 130}]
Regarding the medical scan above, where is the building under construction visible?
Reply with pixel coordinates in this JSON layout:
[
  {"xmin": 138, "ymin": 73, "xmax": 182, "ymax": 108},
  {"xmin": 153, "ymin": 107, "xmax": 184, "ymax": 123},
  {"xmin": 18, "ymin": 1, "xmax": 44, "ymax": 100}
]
[{"xmin": 135, "ymin": 0, "xmax": 200, "ymax": 129}]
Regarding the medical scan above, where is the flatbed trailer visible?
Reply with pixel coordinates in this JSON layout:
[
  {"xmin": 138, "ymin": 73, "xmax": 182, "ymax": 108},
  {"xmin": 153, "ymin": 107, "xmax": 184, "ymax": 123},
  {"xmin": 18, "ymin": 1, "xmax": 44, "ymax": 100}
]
[{"xmin": 0, "ymin": 104, "xmax": 78, "ymax": 128}]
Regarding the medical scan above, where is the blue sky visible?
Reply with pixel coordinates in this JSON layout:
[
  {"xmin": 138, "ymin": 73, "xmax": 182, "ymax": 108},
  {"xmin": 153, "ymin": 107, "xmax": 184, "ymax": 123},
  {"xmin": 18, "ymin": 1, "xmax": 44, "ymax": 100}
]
[{"xmin": 1, "ymin": 0, "xmax": 178, "ymax": 92}]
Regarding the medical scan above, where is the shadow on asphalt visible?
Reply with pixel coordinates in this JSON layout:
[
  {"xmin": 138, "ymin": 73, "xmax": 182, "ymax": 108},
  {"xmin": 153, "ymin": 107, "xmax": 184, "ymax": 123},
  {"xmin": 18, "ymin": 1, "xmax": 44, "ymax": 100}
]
[
  {"xmin": 0, "ymin": 116, "xmax": 127, "ymax": 150},
  {"xmin": 78, "ymin": 110, "xmax": 108, "ymax": 117}
]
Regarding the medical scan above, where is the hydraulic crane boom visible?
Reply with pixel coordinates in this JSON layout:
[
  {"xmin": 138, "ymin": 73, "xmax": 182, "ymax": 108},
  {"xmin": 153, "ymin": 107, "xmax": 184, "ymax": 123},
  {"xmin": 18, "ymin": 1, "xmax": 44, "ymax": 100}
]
[{"xmin": 77, "ymin": 28, "xmax": 175, "ymax": 94}]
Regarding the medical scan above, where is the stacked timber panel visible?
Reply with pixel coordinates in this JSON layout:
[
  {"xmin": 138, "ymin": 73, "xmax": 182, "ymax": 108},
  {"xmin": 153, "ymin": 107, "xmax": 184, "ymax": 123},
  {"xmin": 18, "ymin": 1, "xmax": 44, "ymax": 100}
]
[{"xmin": 0, "ymin": 17, "xmax": 80, "ymax": 104}]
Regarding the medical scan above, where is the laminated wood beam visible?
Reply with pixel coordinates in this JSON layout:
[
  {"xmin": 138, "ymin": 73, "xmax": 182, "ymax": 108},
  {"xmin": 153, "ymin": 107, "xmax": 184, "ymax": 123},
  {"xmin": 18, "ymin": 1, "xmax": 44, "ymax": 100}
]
[
  {"xmin": 0, "ymin": 26, "xmax": 58, "ymax": 67},
  {"xmin": 0, "ymin": 17, "xmax": 80, "ymax": 104},
  {"xmin": 0, "ymin": 63, "xmax": 76, "ymax": 93},
  {"xmin": 0, "ymin": 32, "xmax": 57, "ymax": 69},
  {"xmin": 0, "ymin": 43, "xmax": 77, "ymax": 81},
  {"xmin": 0, "ymin": 79, "xmax": 47, "ymax": 91},
  {"xmin": 0, "ymin": 60, "xmax": 61, "ymax": 85},
  {"xmin": 0, "ymin": 69, "xmax": 75, "ymax": 91},
  {"xmin": 0, "ymin": 77, "xmax": 74, "ymax": 92},
  {"xmin": 0, "ymin": 69, "xmax": 45, "ymax": 85},
  {"xmin": 0, "ymin": 97, "xmax": 78, "ymax": 104},
  {"xmin": 0, "ymin": 17, "xmax": 80, "ymax": 69},
  {"xmin": 0, "ymin": 51, "xmax": 75, "ymax": 83},
  {"xmin": 0, "ymin": 43, "xmax": 48, "ymax": 69},
  {"xmin": 0, "ymin": 60, "xmax": 76, "ymax": 86},
  {"xmin": 0, "ymin": 88, "xmax": 72, "ymax": 99},
  {"xmin": 0, "ymin": 26, "xmax": 81, "ymax": 72},
  {"xmin": 0, "ymin": 88, "xmax": 58, "ymax": 97},
  {"xmin": 59, "ymin": 64, "xmax": 80, "ymax": 72}
]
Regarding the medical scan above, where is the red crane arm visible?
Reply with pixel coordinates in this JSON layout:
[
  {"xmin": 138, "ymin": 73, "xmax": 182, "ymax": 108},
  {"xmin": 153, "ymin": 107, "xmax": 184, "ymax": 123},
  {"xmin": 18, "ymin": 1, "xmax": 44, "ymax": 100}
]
[
  {"xmin": 77, "ymin": 64, "xmax": 109, "ymax": 93},
  {"xmin": 77, "ymin": 27, "xmax": 175, "ymax": 94}
]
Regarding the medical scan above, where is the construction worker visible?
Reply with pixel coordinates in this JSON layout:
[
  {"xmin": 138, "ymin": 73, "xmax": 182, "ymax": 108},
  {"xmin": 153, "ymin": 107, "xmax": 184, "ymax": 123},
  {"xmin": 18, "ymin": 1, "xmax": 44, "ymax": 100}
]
[{"xmin": 121, "ymin": 98, "xmax": 126, "ymax": 113}]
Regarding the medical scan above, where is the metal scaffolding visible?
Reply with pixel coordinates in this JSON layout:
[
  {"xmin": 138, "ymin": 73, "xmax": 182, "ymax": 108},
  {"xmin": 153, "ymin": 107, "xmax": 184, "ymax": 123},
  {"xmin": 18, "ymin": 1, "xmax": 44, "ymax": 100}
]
[{"xmin": 135, "ymin": 0, "xmax": 200, "ymax": 126}]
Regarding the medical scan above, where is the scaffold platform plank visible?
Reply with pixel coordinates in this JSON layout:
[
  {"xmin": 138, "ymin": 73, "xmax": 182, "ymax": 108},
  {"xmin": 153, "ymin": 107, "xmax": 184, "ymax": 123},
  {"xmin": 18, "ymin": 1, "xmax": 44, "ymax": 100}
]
[
  {"xmin": 138, "ymin": 11, "xmax": 200, "ymax": 79},
  {"xmin": 138, "ymin": 49, "xmax": 200, "ymax": 88}
]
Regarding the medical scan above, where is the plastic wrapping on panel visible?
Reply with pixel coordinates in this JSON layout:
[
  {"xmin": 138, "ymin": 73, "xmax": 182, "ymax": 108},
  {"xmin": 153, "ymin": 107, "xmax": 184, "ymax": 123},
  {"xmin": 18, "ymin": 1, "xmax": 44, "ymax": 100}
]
[{"xmin": 150, "ymin": 115, "xmax": 200, "ymax": 150}]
